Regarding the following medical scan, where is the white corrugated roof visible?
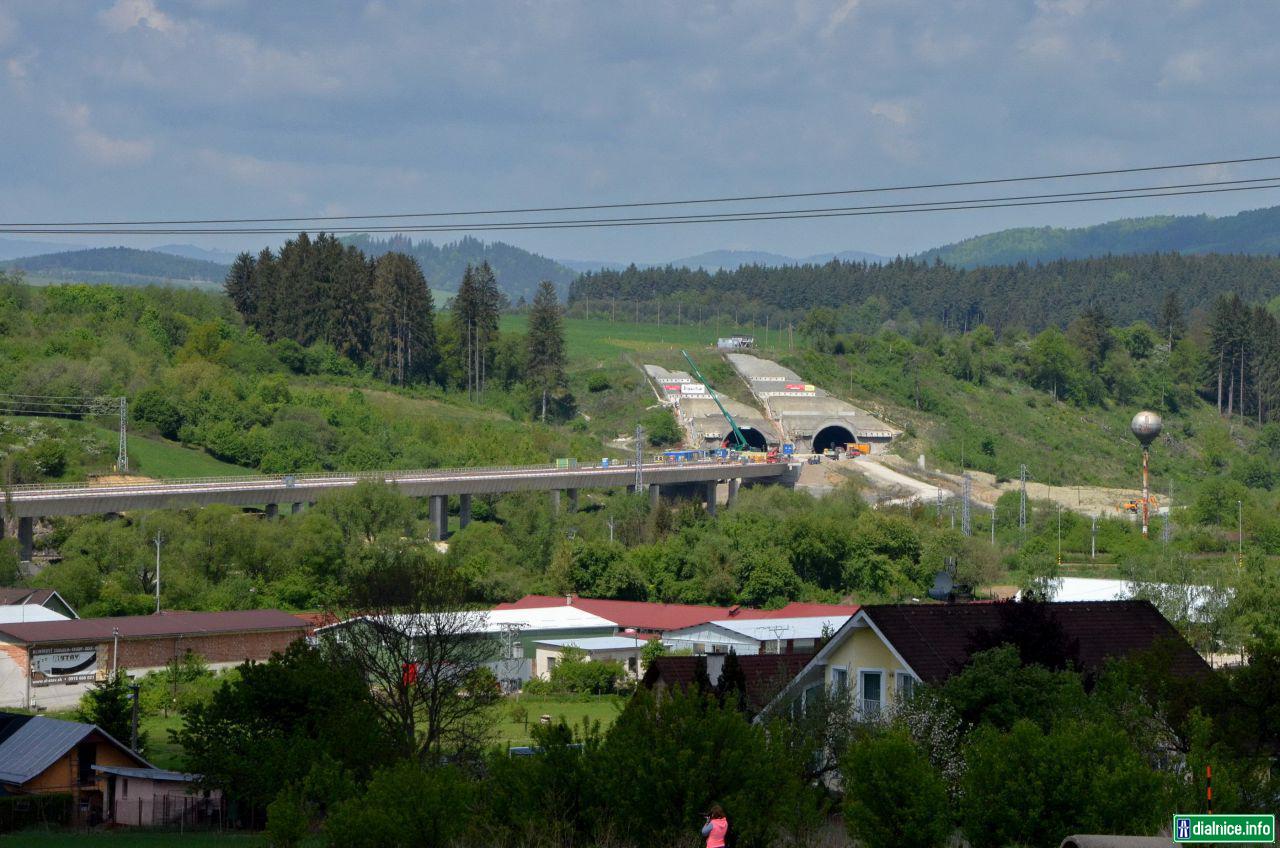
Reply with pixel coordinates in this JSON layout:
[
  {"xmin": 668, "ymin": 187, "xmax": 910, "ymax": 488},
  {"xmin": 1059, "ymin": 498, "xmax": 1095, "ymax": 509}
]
[
  {"xmin": 0, "ymin": 605, "xmax": 68, "ymax": 624},
  {"xmin": 534, "ymin": 636, "xmax": 645, "ymax": 651},
  {"xmin": 668, "ymin": 615, "xmax": 851, "ymax": 642},
  {"xmin": 321, "ymin": 606, "xmax": 617, "ymax": 637},
  {"xmin": 1016, "ymin": 577, "xmax": 1230, "ymax": 620}
]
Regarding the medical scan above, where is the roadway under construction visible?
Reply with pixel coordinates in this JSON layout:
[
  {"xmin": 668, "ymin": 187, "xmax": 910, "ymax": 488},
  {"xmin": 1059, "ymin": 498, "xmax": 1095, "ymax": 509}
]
[
  {"xmin": 725, "ymin": 353, "xmax": 900, "ymax": 453},
  {"xmin": 642, "ymin": 365, "xmax": 781, "ymax": 450}
]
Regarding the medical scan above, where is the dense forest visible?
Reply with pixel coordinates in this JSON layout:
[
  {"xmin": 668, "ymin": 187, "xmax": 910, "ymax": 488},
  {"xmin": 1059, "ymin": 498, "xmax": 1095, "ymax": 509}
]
[
  {"xmin": 343, "ymin": 234, "xmax": 576, "ymax": 300},
  {"xmin": 569, "ymin": 252, "xmax": 1280, "ymax": 332},
  {"xmin": 919, "ymin": 204, "xmax": 1280, "ymax": 267},
  {"xmin": 3, "ymin": 246, "xmax": 228, "ymax": 282}
]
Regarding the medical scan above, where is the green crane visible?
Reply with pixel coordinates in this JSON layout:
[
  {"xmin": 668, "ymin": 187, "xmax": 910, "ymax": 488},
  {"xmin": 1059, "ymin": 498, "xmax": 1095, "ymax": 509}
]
[{"xmin": 681, "ymin": 350, "xmax": 751, "ymax": 452}]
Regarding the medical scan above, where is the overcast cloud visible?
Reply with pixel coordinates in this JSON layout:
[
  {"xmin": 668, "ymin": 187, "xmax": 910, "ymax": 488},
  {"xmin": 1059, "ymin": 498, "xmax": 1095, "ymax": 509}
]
[{"xmin": 2, "ymin": 1, "xmax": 1279, "ymax": 263}]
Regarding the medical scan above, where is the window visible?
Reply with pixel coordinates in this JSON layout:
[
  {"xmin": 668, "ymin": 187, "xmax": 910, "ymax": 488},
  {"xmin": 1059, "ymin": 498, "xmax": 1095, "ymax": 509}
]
[
  {"xmin": 546, "ymin": 656, "xmax": 557, "ymax": 673},
  {"xmin": 830, "ymin": 666, "xmax": 849, "ymax": 692},
  {"xmin": 895, "ymin": 671, "xmax": 917, "ymax": 700},
  {"xmin": 859, "ymin": 670, "xmax": 883, "ymax": 717},
  {"xmin": 803, "ymin": 683, "xmax": 822, "ymax": 713},
  {"xmin": 122, "ymin": 778, "xmax": 129, "ymax": 798}
]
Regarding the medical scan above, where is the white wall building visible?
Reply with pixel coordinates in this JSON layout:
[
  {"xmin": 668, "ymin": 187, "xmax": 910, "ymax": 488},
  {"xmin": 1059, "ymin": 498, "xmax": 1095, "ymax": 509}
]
[{"xmin": 661, "ymin": 615, "xmax": 852, "ymax": 655}]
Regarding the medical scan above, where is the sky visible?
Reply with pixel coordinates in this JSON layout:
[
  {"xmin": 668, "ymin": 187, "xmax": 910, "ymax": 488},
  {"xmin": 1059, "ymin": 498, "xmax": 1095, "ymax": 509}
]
[{"xmin": 2, "ymin": 0, "xmax": 1280, "ymax": 264}]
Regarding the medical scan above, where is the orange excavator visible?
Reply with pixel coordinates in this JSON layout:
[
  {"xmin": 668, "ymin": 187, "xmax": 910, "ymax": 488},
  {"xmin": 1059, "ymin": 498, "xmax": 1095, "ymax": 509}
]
[{"xmin": 1121, "ymin": 495, "xmax": 1159, "ymax": 514}]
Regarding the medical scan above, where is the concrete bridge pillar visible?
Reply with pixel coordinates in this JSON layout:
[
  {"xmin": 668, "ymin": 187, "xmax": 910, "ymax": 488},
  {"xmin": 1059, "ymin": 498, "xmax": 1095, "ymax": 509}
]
[
  {"xmin": 626, "ymin": 484, "xmax": 637, "ymax": 495},
  {"xmin": 459, "ymin": 494, "xmax": 472, "ymax": 529},
  {"xmin": 18, "ymin": 517, "xmax": 33, "ymax": 562},
  {"xmin": 566, "ymin": 488, "xmax": 579, "ymax": 513},
  {"xmin": 265, "ymin": 503, "xmax": 279, "ymax": 520},
  {"xmin": 429, "ymin": 495, "xmax": 447, "ymax": 541},
  {"xmin": 290, "ymin": 502, "xmax": 302, "ymax": 515},
  {"xmin": 704, "ymin": 481, "xmax": 718, "ymax": 517},
  {"xmin": 549, "ymin": 490, "xmax": 562, "ymax": 515},
  {"xmin": 727, "ymin": 478, "xmax": 740, "ymax": 507},
  {"xmin": 648, "ymin": 484, "xmax": 661, "ymax": 509}
]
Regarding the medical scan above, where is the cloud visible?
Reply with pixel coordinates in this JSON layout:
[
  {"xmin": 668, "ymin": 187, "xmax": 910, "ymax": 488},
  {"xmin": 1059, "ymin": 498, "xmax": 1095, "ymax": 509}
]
[
  {"xmin": 99, "ymin": 0, "xmax": 184, "ymax": 35},
  {"xmin": 1161, "ymin": 49, "xmax": 1208, "ymax": 86},
  {"xmin": 870, "ymin": 100, "xmax": 911, "ymax": 127},
  {"xmin": 56, "ymin": 103, "xmax": 154, "ymax": 166},
  {"xmin": 821, "ymin": 0, "xmax": 861, "ymax": 39}
]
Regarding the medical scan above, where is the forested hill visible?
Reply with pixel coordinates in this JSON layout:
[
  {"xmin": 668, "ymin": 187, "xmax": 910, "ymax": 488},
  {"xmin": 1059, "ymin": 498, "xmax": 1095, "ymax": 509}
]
[
  {"xmin": 569, "ymin": 252, "xmax": 1280, "ymax": 331},
  {"xmin": 3, "ymin": 246, "xmax": 228, "ymax": 286},
  {"xmin": 918, "ymin": 205, "xmax": 1280, "ymax": 267},
  {"xmin": 342, "ymin": 234, "xmax": 576, "ymax": 301}
]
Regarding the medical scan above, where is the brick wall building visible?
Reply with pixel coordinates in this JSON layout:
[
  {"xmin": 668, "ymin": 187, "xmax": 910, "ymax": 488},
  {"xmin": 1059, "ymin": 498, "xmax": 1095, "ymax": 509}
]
[{"xmin": 0, "ymin": 610, "xmax": 309, "ymax": 710}]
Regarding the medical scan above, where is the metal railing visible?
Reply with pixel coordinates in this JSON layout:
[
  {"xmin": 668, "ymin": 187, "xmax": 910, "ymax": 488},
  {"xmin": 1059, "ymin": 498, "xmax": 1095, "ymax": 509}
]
[{"xmin": 5, "ymin": 456, "xmax": 793, "ymax": 493}]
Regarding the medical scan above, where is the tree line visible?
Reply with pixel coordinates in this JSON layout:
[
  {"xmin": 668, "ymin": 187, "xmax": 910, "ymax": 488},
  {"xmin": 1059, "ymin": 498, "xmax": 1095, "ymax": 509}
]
[
  {"xmin": 569, "ymin": 252, "xmax": 1280, "ymax": 333},
  {"xmin": 224, "ymin": 233, "xmax": 567, "ymax": 402}
]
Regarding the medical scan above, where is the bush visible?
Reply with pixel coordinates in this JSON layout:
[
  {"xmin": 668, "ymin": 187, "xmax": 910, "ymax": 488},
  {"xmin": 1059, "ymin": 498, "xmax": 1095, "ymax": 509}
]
[
  {"xmin": 324, "ymin": 762, "xmax": 474, "ymax": 848},
  {"xmin": 842, "ymin": 730, "xmax": 951, "ymax": 848},
  {"xmin": 960, "ymin": 718, "xmax": 1170, "ymax": 848},
  {"xmin": 643, "ymin": 408, "xmax": 682, "ymax": 447},
  {"xmin": 266, "ymin": 785, "xmax": 309, "ymax": 848},
  {"xmin": 586, "ymin": 373, "xmax": 612, "ymax": 392},
  {"xmin": 30, "ymin": 439, "xmax": 68, "ymax": 476},
  {"xmin": 0, "ymin": 793, "xmax": 71, "ymax": 833}
]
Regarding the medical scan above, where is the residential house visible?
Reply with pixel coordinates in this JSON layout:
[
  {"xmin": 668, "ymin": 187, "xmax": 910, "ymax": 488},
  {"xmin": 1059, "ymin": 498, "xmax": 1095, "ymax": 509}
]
[
  {"xmin": 642, "ymin": 651, "xmax": 816, "ymax": 715},
  {"xmin": 661, "ymin": 614, "xmax": 852, "ymax": 655},
  {"xmin": 532, "ymin": 634, "xmax": 655, "ymax": 680},
  {"xmin": 760, "ymin": 600, "xmax": 1213, "ymax": 720},
  {"xmin": 0, "ymin": 588, "xmax": 77, "ymax": 619}
]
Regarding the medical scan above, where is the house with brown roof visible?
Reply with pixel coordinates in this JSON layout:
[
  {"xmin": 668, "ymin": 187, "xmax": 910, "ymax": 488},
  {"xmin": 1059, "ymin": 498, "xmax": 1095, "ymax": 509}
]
[
  {"xmin": 0, "ymin": 609, "xmax": 310, "ymax": 710},
  {"xmin": 0, "ymin": 588, "xmax": 78, "ymax": 620},
  {"xmin": 757, "ymin": 600, "xmax": 1213, "ymax": 721},
  {"xmin": 642, "ymin": 651, "xmax": 817, "ymax": 716}
]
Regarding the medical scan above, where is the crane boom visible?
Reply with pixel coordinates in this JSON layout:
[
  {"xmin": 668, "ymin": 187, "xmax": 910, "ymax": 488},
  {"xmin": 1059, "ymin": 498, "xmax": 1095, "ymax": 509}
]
[{"xmin": 681, "ymin": 350, "xmax": 750, "ymax": 452}]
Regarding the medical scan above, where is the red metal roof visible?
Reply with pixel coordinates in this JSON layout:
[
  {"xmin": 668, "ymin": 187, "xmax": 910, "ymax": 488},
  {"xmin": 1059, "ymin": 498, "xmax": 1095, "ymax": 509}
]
[
  {"xmin": 492, "ymin": 595, "xmax": 859, "ymax": 631},
  {"xmin": 731, "ymin": 602, "xmax": 860, "ymax": 619},
  {"xmin": 0, "ymin": 609, "xmax": 310, "ymax": 645}
]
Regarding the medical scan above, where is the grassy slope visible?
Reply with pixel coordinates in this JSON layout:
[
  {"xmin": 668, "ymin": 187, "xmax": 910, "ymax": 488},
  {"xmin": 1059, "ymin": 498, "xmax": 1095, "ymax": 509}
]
[
  {"xmin": 493, "ymin": 695, "xmax": 625, "ymax": 749},
  {"xmin": 91, "ymin": 426, "xmax": 251, "ymax": 479}
]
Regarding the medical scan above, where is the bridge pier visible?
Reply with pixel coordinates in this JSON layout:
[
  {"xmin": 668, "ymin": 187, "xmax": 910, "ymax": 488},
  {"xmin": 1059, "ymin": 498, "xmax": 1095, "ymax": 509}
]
[
  {"xmin": 626, "ymin": 484, "xmax": 637, "ymax": 495},
  {"xmin": 429, "ymin": 495, "xmax": 447, "ymax": 541},
  {"xmin": 648, "ymin": 484, "xmax": 661, "ymax": 509},
  {"xmin": 265, "ymin": 503, "xmax": 279, "ymax": 520},
  {"xmin": 704, "ymin": 481, "xmax": 718, "ymax": 517},
  {"xmin": 459, "ymin": 494, "xmax": 472, "ymax": 529},
  {"xmin": 727, "ymin": 478, "xmax": 740, "ymax": 507},
  {"xmin": 566, "ymin": 489, "xmax": 579, "ymax": 513},
  {"xmin": 549, "ymin": 490, "xmax": 561, "ymax": 515},
  {"xmin": 18, "ymin": 517, "xmax": 33, "ymax": 562},
  {"xmin": 290, "ymin": 502, "xmax": 302, "ymax": 515}
]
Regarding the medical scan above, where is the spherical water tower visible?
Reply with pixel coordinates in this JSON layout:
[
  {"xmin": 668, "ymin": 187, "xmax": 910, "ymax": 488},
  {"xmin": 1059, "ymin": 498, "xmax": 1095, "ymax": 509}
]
[{"xmin": 1130, "ymin": 411, "xmax": 1163, "ymax": 538}]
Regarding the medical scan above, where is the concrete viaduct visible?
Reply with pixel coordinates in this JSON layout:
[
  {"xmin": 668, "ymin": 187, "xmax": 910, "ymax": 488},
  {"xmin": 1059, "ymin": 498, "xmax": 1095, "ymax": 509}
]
[{"xmin": 0, "ymin": 460, "xmax": 800, "ymax": 560}]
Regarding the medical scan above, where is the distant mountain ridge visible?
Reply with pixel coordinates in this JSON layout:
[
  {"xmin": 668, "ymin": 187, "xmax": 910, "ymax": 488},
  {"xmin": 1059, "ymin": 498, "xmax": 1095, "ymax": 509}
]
[
  {"xmin": 560, "ymin": 247, "xmax": 889, "ymax": 274},
  {"xmin": 342, "ymin": 234, "xmax": 576, "ymax": 301},
  {"xmin": 2, "ymin": 246, "xmax": 228, "ymax": 287},
  {"xmin": 152, "ymin": 243, "xmax": 242, "ymax": 265},
  {"xmin": 918, "ymin": 204, "xmax": 1280, "ymax": 267}
]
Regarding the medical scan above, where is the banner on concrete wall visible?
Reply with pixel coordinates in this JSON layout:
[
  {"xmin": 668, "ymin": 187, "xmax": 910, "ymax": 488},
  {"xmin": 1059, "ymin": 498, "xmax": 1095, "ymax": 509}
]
[{"xmin": 31, "ymin": 645, "xmax": 98, "ymax": 685}]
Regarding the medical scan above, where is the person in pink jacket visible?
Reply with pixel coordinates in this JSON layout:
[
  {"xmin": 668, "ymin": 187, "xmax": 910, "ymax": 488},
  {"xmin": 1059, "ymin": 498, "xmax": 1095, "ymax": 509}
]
[{"xmin": 700, "ymin": 804, "xmax": 729, "ymax": 848}]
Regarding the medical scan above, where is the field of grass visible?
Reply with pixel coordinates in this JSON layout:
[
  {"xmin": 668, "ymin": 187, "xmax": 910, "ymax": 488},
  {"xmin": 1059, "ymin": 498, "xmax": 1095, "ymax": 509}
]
[
  {"xmin": 502, "ymin": 314, "xmax": 760, "ymax": 364},
  {"xmin": 89, "ymin": 426, "xmax": 253, "ymax": 479},
  {"xmin": 493, "ymin": 694, "xmax": 626, "ymax": 748},
  {"xmin": 140, "ymin": 713, "xmax": 185, "ymax": 770}
]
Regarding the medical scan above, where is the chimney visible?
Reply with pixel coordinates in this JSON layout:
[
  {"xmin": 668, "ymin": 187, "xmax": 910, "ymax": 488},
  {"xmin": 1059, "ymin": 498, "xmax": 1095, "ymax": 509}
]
[
  {"xmin": 727, "ymin": 605, "xmax": 741, "ymax": 617},
  {"xmin": 565, "ymin": 594, "xmax": 573, "ymax": 606}
]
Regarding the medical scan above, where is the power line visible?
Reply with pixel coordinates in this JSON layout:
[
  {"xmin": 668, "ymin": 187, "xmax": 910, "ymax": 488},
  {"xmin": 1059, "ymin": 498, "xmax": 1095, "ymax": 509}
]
[
  {"xmin": 5, "ymin": 153, "xmax": 1278, "ymax": 227},
  {"xmin": 6, "ymin": 179, "xmax": 1280, "ymax": 237}
]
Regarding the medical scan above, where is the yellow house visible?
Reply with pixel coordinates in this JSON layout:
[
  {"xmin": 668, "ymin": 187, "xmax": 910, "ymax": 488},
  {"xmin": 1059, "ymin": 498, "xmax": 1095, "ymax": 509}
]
[
  {"xmin": 759, "ymin": 600, "xmax": 1212, "ymax": 720},
  {"xmin": 760, "ymin": 608, "xmax": 920, "ymax": 720}
]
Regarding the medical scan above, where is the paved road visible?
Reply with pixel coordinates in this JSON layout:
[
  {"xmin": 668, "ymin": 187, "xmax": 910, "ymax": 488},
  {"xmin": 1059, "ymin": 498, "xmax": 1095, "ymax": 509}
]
[{"xmin": 2, "ymin": 460, "xmax": 798, "ymax": 518}]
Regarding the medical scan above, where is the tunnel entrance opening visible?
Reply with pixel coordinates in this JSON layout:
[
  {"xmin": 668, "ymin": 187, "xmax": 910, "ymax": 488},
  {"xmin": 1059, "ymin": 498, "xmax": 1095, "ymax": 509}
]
[
  {"xmin": 812, "ymin": 425, "xmax": 856, "ymax": 454},
  {"xmin": 724, "ymin": 427, "xmax": 769, "ymax": 451}
]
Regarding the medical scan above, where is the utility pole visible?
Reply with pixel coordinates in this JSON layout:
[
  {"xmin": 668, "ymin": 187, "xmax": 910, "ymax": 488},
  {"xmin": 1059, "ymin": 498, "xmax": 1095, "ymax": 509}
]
[
  {"xmin": 1237, "ymin": 499, "xmax": 1244, "ymax": 567},
  {"xmin": 1091, "ymin": 514, "xmax": 1097, "ymax": 561},
  {"xmin": 634, "ymin": 424, "xmax": 644, "ymax": 493},
  {"xmin": 117, "ymin": 397, "xmax": 129, "ymax": 474},
  {"xmin": 153, "ymin": 531, "xmax": 164, "ymax": 614},
  {"xmin": 129, "ymin": 683, "xmax": 141, "ymax": 751},
  {"xmin": 990, "ymin": 504, "xmax": 996, "ymax": 546},
  {"xmin": 1018, "ymin": 464, "xmax": 1028, "ymax": 539},
  {"xmin": 961, "ymin": 473, "xmax": 972, "ymax": 537},
  {"xmin": 1057, "ymin": 506, "xmax": 1063, "ymax": 567}
]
